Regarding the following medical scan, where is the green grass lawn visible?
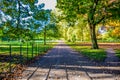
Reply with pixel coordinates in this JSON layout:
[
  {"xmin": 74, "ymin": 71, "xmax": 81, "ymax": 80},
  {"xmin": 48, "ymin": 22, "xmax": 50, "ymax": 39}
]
[
  {"xmin": 66, "ymin": 42, "xmax": 106, "ymax": 61},
  {"xmin": 115, "ymin": 50, "xmax": 120, "ymax": 58}
]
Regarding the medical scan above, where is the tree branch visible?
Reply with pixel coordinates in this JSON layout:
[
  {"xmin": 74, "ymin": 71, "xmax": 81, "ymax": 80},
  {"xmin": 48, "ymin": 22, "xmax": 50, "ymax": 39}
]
[
  {"xmin": 94, "ymin": 14, "xmax": 114, "ymax": 25},
  {"xmin": 88, "ymin": 0, "xmax": 99, "ymax": 24},
  {"xmin": 94, "ymin": 16, "xmax": 105, "ymax": 25}
]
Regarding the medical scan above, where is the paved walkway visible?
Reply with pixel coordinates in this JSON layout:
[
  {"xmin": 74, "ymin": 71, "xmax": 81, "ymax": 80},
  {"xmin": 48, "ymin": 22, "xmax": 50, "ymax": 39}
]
[
  {"xmin": 105, "ymin": 48, "xmax": 120, "ymax": 63},
  {"xmin": 20, "ymin": 41, "xmax": 120, "ymax": 80}
]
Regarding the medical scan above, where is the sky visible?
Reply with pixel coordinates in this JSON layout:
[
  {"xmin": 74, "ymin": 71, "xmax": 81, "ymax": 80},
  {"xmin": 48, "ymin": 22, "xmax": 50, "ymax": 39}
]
[{"xmin": 38, "ymin": 0, "xmax": 57, "ymax": 10}]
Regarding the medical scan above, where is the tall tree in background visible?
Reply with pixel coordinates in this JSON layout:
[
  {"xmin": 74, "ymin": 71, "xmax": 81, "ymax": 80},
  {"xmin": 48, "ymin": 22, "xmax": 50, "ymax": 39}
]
[
  {"xmin": 57, "ymin": 0, "xmax": 120, "ymax": 49},
  {"xmin": 0, "ymin": 0, "xmax": 35, "ymax": 41},
  {"xmin": 0, "ymin": 0, "xmax": 51, "ymax": 42}
]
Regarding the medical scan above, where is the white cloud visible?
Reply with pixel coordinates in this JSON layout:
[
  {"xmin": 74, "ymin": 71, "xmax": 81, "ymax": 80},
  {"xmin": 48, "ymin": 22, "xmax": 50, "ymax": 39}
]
[{"xmin": 38, "ymin": 0, "xmax": 57, "ymax": 10}]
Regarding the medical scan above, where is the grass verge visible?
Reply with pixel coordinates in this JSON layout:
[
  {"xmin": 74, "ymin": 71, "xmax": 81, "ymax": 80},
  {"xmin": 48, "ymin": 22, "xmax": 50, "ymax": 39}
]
[
  {"xmin": 66, "ymin": 42, "xmax": 106, "ymax": 61},
  {"xmin": 115, "ymin": 50, "xmax": 120, "ymax": 58}
]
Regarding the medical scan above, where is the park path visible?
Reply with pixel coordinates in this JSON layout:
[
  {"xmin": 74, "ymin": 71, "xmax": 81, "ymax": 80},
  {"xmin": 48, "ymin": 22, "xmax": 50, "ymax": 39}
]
[
  {"xmin": 105, "ymin": 48, "xmax": 120, "ymax": 63},
  {"xmin": 20, "ymin": 41, "xmax": 120, "ymax": 80}
]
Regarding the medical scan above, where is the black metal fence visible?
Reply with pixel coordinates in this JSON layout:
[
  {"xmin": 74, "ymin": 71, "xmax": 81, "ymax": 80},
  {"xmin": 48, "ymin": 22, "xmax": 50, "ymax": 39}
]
[{"xmin": 0, "ymin": 42, "xmax": 50, "ymax": 79}]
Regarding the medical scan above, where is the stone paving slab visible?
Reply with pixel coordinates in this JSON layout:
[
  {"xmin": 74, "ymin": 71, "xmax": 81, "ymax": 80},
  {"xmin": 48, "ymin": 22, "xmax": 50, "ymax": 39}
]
[
  {"xmin": 22, "ymin": 67, "xmax": 38, "ymax": 80},
  {"xmin": 89, "ymin": 73, "xmax": 114, "ymax": 80},
  {"xmin": 29, "ymin": 68, "xmax": 50, "ymax": 80},
  {"xmin": 67, "ymin": 69, "xmax": 91, "ymax": 80},
  {"xmin": 48, "ymin": 69, "xmax": 67, "ymax": 80}
]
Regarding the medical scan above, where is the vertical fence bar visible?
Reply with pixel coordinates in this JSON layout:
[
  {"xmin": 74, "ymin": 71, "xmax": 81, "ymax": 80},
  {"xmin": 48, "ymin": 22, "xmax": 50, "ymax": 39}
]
[
  {"xmin": 32, "ymin": 43, "xmax": 33, "ymax": 59},
  {"xmin": 9, "ymin": 44, "xmax": 12, "ymax": 73},
  {"xmin": 48, "ymin": 39, "xmax": 49, "ymax": 49},
  {"xmin": 20, "ymin": 44, "xmax": 22, "ymax": 65},
  {"xmin": 44, "ymin": 45, "xmax": 46, "ymax": 52},
  {"xmin": 39, "ymin": 42, "xmax": 40, "ymax": 55},
  {"xmin": 37, "ymin": 43, "xmax": 39, "ymax": 56},
  {"xmin": 44, "ymin": 44, "xmax": 45, "ymax": 52},
  {"xmin": 36, "ymin": 43, "xmax": 37, "ymax": 56},
  {"xmin": 27, "ymin": 42, "xmax": 28, "ymax": 61}
]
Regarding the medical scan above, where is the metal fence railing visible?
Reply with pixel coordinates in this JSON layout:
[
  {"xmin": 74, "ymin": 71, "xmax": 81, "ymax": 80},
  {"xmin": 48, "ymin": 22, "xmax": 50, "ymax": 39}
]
[{"xmin": 0, "ymin": 42, "xmax": 51, "ymax": 79}]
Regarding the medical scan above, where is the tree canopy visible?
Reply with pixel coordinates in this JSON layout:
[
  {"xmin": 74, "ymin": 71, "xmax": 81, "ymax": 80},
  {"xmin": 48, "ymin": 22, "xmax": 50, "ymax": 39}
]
[
  {"xmin": 0, "ymin": 0, "xmax": 52, "ymax": 42},
  {"xmin": 57, "ymin": 0, "xmax": 120, "ymax": 49}
]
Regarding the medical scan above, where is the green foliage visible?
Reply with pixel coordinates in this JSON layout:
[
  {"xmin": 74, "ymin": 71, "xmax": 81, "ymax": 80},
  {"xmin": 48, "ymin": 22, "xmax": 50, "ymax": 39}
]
[
  {"xmin": 71, "ymin": 35, "xmax": 76, "ymax": 43},
  {"xmin": 116, "ymin": 50, "xmax": 120, "ymax": 58},
  {"xmin": 57, "ymin": 0, "xmax": 120, "ymax": 49},
  {"xmin": 33, "ymin": 10, "xmax": 50, "ymax": 21},
  {"xmin": 0, "ymin": 0, "xmax": 52, "ymax": 42},
  {"xmin": 22, "ymin": 0, "xmax": 38, "ymax": 5},
  {"xmin": 40, "ymin": 11, "xmax": 61, "ymax": 40},
  {"xmin": 56, "ymin": 14, "xmax": 89, "ymax": 42}
]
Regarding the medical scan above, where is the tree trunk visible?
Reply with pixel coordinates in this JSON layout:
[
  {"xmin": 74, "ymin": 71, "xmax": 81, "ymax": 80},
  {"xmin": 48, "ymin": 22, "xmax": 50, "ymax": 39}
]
[
  {"xmin": 17, "ymin": 0, "xmax": 21, "ymax": 40},
  {"xmin": 44, "ymin": 26, "xmax": 46, "ymax": 45},
  {"xmin": 89, "ymin": 24, "xmax": 99, "ymax": 49}
]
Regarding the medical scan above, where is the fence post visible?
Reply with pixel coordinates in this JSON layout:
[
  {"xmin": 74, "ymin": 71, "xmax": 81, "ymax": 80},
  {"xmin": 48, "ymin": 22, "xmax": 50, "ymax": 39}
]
[
  {"xmin": 32, "ymin": 43, "xmax": 33, "ymax": 59},
  {"xmin": 9, "ymin": 44, "xmax": 12, "ymax": 73},
  {"xmin": 36, "ymin": 43, "xmax": 38, "ymax": 56},
  {"xmin": 37, "ymin": 43, "xmax": 39, "ymax": 56},
  {"xmin": 39, "ymin": 43, "xmax": 40, "ymax": 55},
  {"xmin": 44, "ymin": 45, "xmax": 46, "ymax": 52},
  {"xmin": 27, "ymin": 42, "xmax": 28, "ymax": 61},
  {"xmin": 20, "ymin": 44, "xmax": 22, "ymax": 65}
]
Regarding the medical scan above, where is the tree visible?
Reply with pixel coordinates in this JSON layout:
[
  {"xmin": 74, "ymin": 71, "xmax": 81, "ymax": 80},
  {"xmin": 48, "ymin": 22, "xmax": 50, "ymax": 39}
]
[
  {"xmin": 0, "ymin": 0, "xmax": 33, "ymax": 41},
  {"xmin": 46, "ymin": 11, "xmax": 61, "ymax": 39},
  {"xmin": 57, "ymin": 0, "xmax": 120, "ymax": 49},
  {"xmin": 0, "ymin": 0, "xmax": 50, "ymax": 43},
  {"xmin": 35, "ymin": 10, "xmax": 51, "ymax": 45}
]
